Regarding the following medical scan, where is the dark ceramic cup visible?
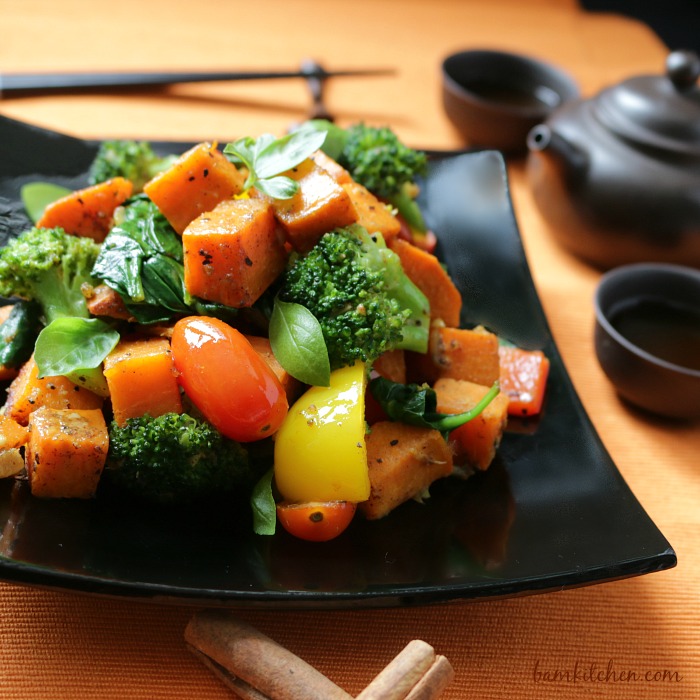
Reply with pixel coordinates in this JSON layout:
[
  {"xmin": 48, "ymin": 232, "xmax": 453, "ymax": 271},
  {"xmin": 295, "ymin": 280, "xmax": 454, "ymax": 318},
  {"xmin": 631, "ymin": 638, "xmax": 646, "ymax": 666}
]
[
  {"xmin": 594, "ymin": 263, "xmax": 700, "ymax": 419},
  {"xmin": 441, "ymin": 49, "xmax": 579, "ymax": 154}
]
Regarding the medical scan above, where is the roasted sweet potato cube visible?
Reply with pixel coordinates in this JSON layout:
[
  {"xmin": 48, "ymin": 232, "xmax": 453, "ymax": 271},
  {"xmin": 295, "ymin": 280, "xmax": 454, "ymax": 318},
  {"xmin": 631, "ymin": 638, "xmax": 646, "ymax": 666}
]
[
  {"xmin": 389, "ymin": 238, "xmax": 462, "ymax": 327},
  {"xmin": 310, "ymin": 150, "xmax": 352, "ymax": 183},
  {"xmin": 266, "ymin": 158, "xmax": 358, "ymax": 252},
  {"xmin": 25, "ymin": 407, "xmax": 108, "ymax": 498},
  {"xmin": 406, "ymin": 326, "xmax": 501, "ymax": 387},
  {"xmin": 342, "ymin": 181, "xmax": 401, "ymax": 242},
  {"xmin": 36, "ymin": 177, "xmax": 134, "ymax": 242},
  {"xmin": 430, "ymin": 325, "xmax": 500, "ymax": 386},
  {"xmin": 359, "ymin": 421, "xmax": 453, "ymax": 520},
  {"xmin": 0, "ymin": 414, "xmax": 28, "ymax": 450},
  {"xmin": 434, "ymin": 377, "xmax": 509, "ymax": 470},
  {"xmin": 183, "ymin": 198, "xmax": 287, "ymax": 308},
  {"xmin": 103, "ymin": 337, "xmax": 182, "ymax": 425},
  {"xmin": 4, "ymin": 356, "xmax": 104, "ymax": 426},
  {"xmin": 143, "ymin": 143, "xmax": 245, "ymax": 234}
]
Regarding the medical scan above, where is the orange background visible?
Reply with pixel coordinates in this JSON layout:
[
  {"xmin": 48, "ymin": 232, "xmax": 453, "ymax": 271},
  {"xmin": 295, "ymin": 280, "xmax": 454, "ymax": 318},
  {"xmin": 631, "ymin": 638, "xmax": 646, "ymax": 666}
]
[{"xmin": 1, "ymin": 1, "xmax": 698, "ymax": 698}]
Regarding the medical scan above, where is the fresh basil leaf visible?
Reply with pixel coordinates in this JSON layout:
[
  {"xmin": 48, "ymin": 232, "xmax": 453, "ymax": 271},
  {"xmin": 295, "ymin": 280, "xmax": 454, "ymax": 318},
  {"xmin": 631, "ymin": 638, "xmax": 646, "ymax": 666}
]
[
  {"xmin": 251, "ymin": 468, "xmax": 277, "ymax": 536},
  {"xmin": 223, "ymin": 128, "xmax": 326, "ymax": 200},
  {"xmin": 269, "ymin": 298, "xmax": 331, "ymax": 387},
  {"xmin": 224, "ymin": 138, "xmax": 255, "ymax": 170},
  {"xmin": 255, "ymin": 175, "xmax": 299, "ymax": 200},
  {"xmin": 255, "ymin": 128, "xmax": 327, "ymax": 179},
  {"xmin": 64, "ymin": 366, "xmax": 110, "ymax": 397},
  {"xmin": 252, "ymin": 133, "xmax": 277, "ymax": 161},
  {"xmin": 34, "ymin": 317, "xmax": 119, "ymax": 378},
  {"xmin": 20, "ymin": 182, "xmax": 71, "ymax": 223}
]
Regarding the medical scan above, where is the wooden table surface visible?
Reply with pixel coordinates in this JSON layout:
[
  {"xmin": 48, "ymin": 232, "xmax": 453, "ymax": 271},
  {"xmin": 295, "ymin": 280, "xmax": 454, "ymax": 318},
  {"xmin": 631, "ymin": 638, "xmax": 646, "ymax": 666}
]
[{"xmin": 1, "ymin": 1, "xmax": 698, "ymax": 698}]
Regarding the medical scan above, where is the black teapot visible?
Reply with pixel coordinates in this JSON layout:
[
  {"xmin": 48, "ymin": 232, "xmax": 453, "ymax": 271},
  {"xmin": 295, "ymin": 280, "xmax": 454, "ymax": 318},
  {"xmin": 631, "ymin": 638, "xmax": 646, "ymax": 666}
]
[{"xmin": 526, "ymin": 50, "xmax": 700, "ymax": 269}]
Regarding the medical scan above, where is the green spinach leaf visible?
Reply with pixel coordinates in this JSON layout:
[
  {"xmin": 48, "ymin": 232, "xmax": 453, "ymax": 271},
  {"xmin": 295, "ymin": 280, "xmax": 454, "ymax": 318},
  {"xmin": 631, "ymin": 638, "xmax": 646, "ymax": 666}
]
[
  {"xmin": 369, "ymin": 376, "xmax": 500, "ymax": 438},
  {"xmin": 92, "ymin": 196, "xmax": 236, "ymax": 324}
]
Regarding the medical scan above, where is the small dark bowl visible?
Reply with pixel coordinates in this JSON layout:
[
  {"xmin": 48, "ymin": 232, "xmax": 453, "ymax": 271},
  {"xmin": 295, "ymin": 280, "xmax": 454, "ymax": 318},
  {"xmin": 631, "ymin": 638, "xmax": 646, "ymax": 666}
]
[
  {"xmin": 441, "ymin": 49, "xmax": 579, "ymax": 154},
  {"xmin": 594, "ymin": 263, "xmax": 700, "ymax": 419}
]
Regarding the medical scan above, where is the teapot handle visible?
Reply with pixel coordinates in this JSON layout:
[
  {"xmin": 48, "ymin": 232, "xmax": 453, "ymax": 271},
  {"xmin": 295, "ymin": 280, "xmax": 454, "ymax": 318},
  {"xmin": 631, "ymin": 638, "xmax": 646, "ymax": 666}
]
[{"xmin": 666, "ymin": 51, "xmax": 700, "ymax": 92}]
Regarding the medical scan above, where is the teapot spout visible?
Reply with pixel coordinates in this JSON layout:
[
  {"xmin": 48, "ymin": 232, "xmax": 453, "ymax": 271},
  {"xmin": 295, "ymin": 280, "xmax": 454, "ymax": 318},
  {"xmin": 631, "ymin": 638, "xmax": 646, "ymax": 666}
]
[{"xmin": 527, "ymin": 125, "xmax": 588, "ymax": 183}]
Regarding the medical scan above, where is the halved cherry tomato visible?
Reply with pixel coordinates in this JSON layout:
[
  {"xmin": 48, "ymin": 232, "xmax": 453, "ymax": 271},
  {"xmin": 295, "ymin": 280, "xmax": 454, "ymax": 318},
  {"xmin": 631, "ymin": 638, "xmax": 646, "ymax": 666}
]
[
  {"xmin": 276, "ymin": 501, "xmax": 357, "ymax": 542},
  {"xmin": 171, "ymin": 316, "xmax": 288, "ymax": 442}
]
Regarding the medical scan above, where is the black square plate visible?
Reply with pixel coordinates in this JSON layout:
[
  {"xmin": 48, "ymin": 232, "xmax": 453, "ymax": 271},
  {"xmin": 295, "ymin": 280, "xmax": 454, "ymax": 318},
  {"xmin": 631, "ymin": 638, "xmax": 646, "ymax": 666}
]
[{"xmin": 0, "ymin": 116, "xmax": 676, "ymax": 607}]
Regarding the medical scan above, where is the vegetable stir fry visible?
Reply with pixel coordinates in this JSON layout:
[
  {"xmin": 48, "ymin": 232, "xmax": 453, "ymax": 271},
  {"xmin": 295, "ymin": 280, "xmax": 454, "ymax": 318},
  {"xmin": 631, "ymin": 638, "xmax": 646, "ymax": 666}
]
[{"xmin": 0, "ymin": 122, "xmax": 549, "ymax": 541}]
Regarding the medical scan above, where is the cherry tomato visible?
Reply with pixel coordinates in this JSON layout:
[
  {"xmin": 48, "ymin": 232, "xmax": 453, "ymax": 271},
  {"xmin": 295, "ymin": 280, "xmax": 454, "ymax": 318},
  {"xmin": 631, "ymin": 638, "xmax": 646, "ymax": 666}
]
[
  {"xmin": 171, "ymin": 316, "xmax": 288, "ymax": 442},
  {"xmin": 276, "ymin": 501, "xmax": 357, "ymax": 542}
]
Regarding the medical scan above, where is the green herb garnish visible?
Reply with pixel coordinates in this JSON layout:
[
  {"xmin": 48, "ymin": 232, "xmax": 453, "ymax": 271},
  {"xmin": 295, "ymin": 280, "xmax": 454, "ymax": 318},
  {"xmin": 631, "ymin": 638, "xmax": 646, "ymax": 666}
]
[{"xmin": 223, "ymin": 126, "xmax": 327, "ymax": 199}]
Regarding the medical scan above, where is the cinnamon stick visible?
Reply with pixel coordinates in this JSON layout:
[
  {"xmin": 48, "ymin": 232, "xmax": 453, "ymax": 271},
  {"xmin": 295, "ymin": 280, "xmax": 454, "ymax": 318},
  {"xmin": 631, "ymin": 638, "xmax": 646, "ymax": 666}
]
[
  {"xmin": 185, "ymin": 610, "xmax": 353, "ymax": 700},
  {"xmin": 404, "ymin": 656, "xmax": 454, "ymax": 700},
  {"xmin": 355, "ymin": 639, "xmax": 436, "ymax": 700},
  {"xmin": 187, "ymin": 646, "xmax": 271, "ymax": 700}
]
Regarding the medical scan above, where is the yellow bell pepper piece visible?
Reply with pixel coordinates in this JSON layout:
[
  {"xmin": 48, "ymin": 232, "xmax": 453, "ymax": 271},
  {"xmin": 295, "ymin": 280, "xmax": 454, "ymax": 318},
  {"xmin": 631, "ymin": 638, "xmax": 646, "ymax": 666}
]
[{"xmin": 274, "ymin": 362, "xmax": 370, "ymax": 503}]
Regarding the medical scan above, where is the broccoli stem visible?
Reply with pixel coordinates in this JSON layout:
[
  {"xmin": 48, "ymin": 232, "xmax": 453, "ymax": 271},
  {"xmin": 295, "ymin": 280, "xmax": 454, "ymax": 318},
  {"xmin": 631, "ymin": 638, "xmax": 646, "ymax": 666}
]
[
  {"xmin": 399, "ymin": 324, "xmax": 430, "ymax": 354},
  {"xmin": 386, "ymin": 185, "xmax": 427, "ymax": 233},
  {"xmin": 378, "ymin": 242, "xmax": 430, "ymax": 354}
]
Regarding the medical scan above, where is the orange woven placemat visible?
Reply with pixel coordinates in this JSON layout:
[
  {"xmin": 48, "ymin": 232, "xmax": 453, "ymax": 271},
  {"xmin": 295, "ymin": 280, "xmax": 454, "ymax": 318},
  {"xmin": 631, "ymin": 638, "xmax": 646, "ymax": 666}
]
[{"xmin": 0, "ymin": 571, "xmax": 696, "ymax": 699}]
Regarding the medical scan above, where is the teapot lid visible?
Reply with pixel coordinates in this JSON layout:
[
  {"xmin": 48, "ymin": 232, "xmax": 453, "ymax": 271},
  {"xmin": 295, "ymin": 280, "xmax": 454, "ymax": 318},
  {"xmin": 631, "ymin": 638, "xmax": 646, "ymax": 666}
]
[{"xmin": 593, "ymin": 50, "xmax": 700, "ymax": 155}]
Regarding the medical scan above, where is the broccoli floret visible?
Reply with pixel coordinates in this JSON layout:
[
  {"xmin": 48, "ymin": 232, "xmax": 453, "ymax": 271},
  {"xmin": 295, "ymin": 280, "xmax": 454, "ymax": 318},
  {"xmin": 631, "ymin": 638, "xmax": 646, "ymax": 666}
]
[
  {"xmin": 104, "ymin": 412, "xmax": 252, "ymax": 504},
  {"xmin": 279, "ymin": 224, "xmax": 430, "ymax": 369},
  {"xmin": 332, "ymin": 123, "xmax": 429, "ymax": 232},
  {"xmin": 88, "ymin": 140, "xmax": 177, "ymax": 192},
  {"xmin": 336, "ymin": 123, "xmax": 427, "ymax": 198},
  {"xmin": 0, "ymin": 227, "xmax": 101, "ymax": 324}
]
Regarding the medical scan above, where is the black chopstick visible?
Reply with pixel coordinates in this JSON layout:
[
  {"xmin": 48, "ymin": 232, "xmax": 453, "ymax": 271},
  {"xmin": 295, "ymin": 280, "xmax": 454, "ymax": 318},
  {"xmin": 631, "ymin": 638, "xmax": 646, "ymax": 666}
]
[{"xmin": 0, "ymin": 67, "xmax": 395, "ymax": 96}]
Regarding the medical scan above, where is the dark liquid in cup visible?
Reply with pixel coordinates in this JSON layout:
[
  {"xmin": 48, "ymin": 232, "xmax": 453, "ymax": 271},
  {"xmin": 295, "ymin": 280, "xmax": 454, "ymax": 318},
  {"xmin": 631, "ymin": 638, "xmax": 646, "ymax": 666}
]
[{"xmin": 610, "ymin": 297, "xmax": 700, "ymax": 371}]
